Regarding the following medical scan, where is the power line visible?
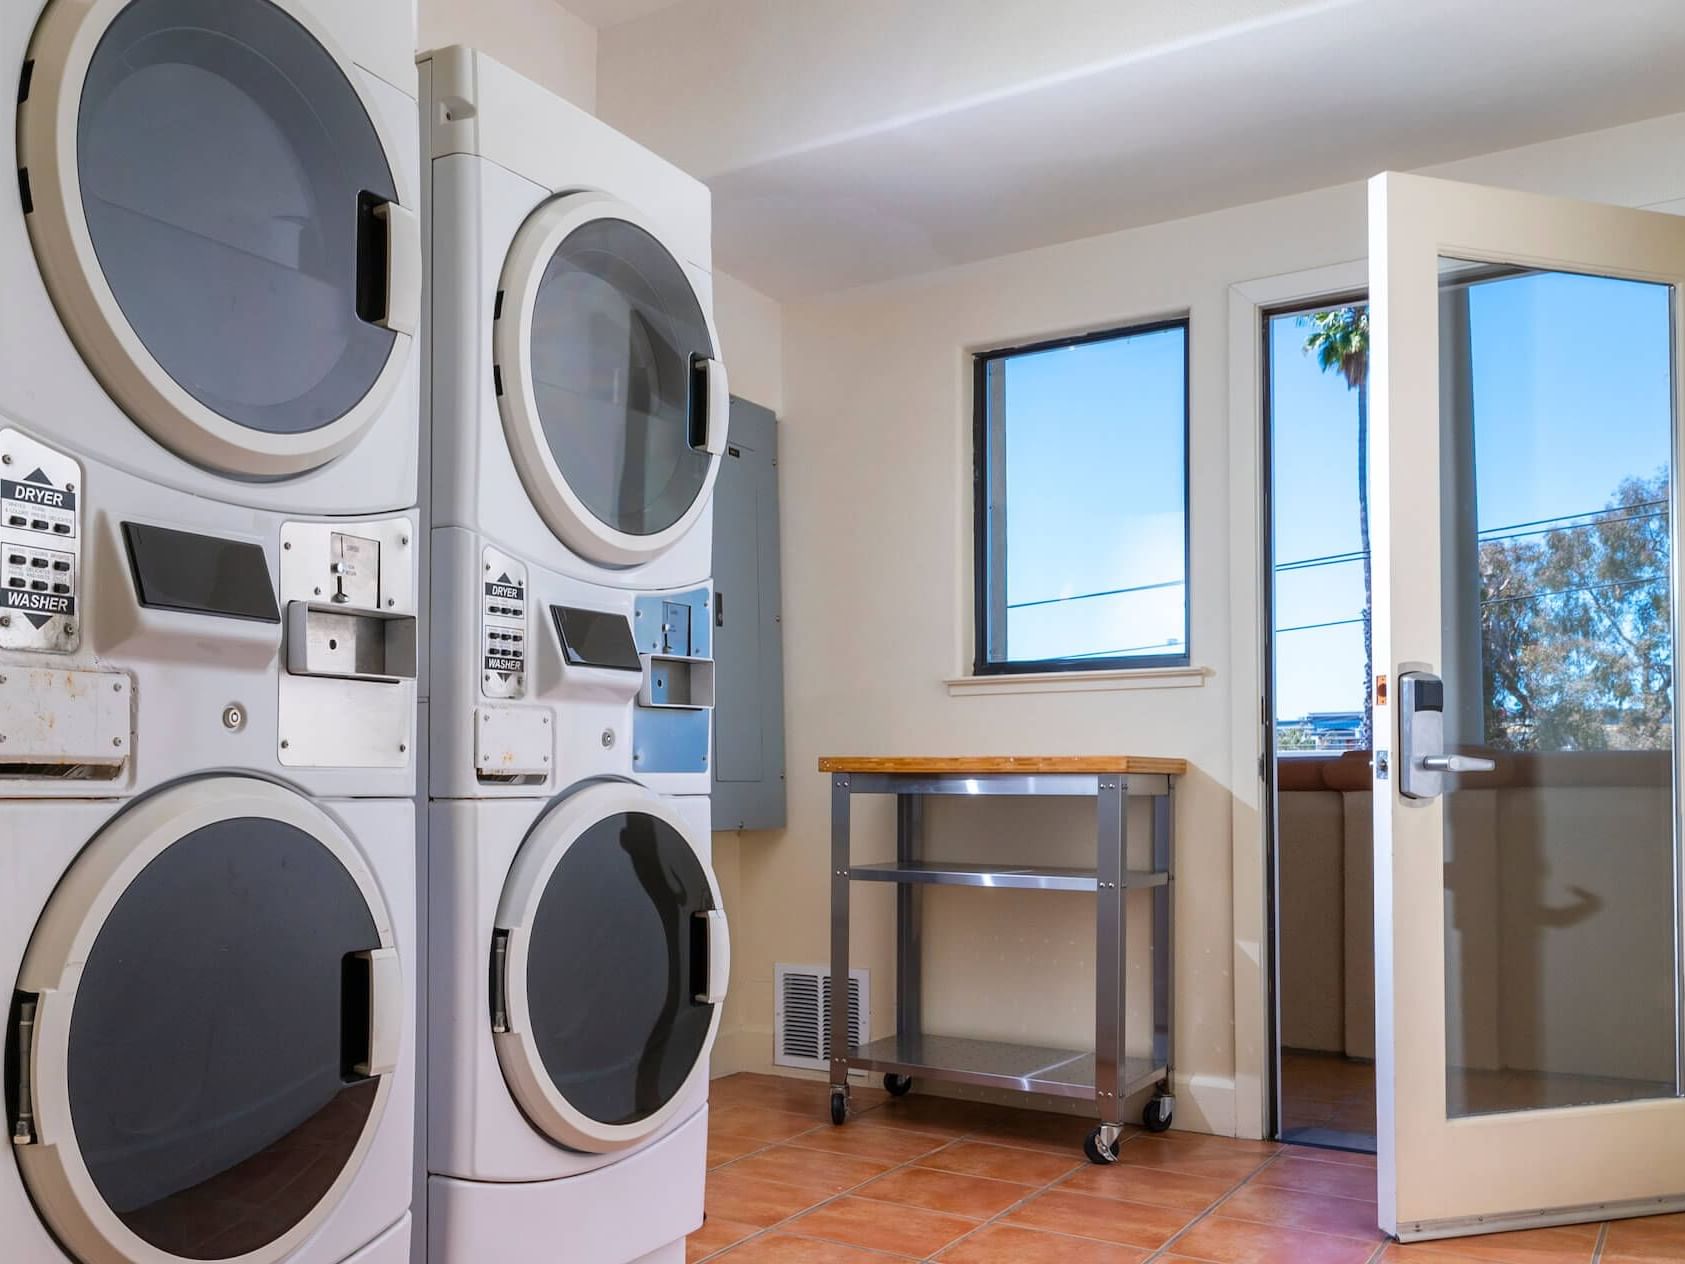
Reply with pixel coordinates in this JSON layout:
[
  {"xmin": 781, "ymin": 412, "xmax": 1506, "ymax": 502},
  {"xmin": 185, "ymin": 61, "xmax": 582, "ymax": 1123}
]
[
  {"xmin": 1277, "ymin": 615, "xmax": 1365, "ymax": 635},
  {"xmin": 1481, "ymin": 574, "xmax": 1665, "ymax": 608},
  {"xmin": 1276, "ymin": 549, "xmax": 1366, "ymax": 573},
  {"xmin": 1007, "ymin": 577, "xmax": 1183, "ymax": 611},
  {"xmin": 1476, "ymin": 499, "xmax": 1665, "ymax": 538},
  {"xmin": 1480, "ymin": 508, "xmax": 1666, "ymax": 546}
]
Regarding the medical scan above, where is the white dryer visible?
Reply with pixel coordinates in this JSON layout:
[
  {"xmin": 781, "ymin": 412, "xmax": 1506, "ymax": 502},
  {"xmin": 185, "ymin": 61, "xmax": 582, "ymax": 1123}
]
[
  {"xmin": 421, "ymin": 45, "xmax": 727, "ymax": 591},
  {"xmin": 427, "ymin": 785, "xmax": 725, "ymax": 1264},
  {"xmin": 2, "ymin": 0, "xmax": 421, "ymax": 511}
]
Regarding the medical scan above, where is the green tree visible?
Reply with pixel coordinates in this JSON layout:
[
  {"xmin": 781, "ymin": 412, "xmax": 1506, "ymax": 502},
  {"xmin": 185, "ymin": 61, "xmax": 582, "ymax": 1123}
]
[
  {"xmin": 1480, "ymin": 473, "xmax": 1672, "ymax": 751},
  {"xmin": 1302, "ymin": 306, "xmax": 1373, "ymax": 746}
]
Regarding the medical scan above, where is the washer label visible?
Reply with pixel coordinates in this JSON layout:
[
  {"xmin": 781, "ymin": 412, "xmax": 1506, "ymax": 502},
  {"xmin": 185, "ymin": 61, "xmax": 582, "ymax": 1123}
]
[{"xmin": 0, "ymin": 431, "xmax": 81, "ymax": 653}]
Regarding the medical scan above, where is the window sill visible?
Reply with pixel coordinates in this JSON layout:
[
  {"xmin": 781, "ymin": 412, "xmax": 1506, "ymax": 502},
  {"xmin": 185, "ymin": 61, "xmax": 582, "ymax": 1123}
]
[{"xmin": 946, "ymin": 665, "xmax": 1213, "ymax": 697}]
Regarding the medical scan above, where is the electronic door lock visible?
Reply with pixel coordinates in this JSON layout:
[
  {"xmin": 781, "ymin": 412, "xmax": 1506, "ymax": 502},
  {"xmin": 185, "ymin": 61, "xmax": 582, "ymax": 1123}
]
[{"xmin": 1398, "ymin": 670, "xmax": 1495, "ymax": 800}]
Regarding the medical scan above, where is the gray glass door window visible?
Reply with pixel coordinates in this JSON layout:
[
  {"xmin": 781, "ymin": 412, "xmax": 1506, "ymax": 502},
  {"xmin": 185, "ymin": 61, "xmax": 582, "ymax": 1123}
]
[
  {"xmin": 520, "ymin": 811, "xmax": 717, "ymax": 1127},
  {"xmin": 76, "ymin": 0, "xmax": 398, "ymax": 436},
  {"xmin": 528, "ymin": 219, "xmax": 715, "ymax": 535},
  {"xmin": 51, "ymin": 816, "xmax": 381, "ymax": 1260}
]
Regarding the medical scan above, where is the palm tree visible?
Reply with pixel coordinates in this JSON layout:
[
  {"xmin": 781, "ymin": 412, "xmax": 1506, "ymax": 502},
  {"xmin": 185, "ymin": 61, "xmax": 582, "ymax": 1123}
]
[{"xmin": 1303, "ymin": 306, "xmax": 1373, "ymax": 747}]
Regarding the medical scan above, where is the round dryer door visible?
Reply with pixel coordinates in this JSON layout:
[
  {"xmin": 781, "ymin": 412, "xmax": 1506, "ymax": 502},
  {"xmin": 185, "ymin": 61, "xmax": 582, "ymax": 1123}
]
[
  {"xmin": 495, "ymin": 192, "xmax": 730, "ymax": 568},
  {"xmin": 18, "ymin": 0, "xmax": 420, "ymax": 478},
  {"xmin": 491, "ymin": 782, "xmax": 729, "ymax": 1152},
  {"xmin": 6, "ymin": 778, "xmax": 402, "ymax": 1264}
]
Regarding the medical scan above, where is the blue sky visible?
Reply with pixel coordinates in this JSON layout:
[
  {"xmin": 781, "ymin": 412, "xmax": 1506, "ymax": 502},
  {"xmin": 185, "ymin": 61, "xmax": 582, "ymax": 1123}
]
[
  {"xmin": 988, "ymin": 271, "xmax": 1672, "ymax": 711},
  {"xmin": 997, "ymin": 325, "xmax": 1187, "ymax": 662},
  {"xmin": 1269, "ymin": 270, "xmax": 1672, "ymax": 723}
]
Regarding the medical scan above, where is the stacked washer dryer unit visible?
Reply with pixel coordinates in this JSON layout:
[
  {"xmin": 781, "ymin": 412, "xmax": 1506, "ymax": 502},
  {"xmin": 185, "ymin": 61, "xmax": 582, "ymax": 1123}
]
[
  {"xmin": 1, "ymin": 2, "xmax": 421, "ymax": 1263},
  {"xmin": 420, "ymin": 46, "xmax": 731, "ymax": 1264}
]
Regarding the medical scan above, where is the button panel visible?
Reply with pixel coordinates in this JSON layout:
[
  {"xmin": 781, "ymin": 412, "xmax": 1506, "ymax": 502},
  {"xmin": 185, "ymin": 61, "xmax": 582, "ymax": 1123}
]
[
  {"xmin": 481, "ymin": 545, "xmax": 527, "ymax": 700},
  {"xmin": 0, "ymin": 428, "xmax": 81, "ymax": 654}
]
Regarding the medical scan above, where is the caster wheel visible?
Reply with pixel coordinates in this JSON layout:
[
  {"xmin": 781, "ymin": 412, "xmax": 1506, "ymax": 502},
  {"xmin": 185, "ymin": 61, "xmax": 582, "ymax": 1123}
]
[
  {"xmin": 1143, "ymin": 1095, "xmax": 1174, "ymax": 1133},
  {"xmin": 883, "ymin": 1074, "xmax": 913, "ymax": 1097},
  {"xmin": 1083, "ymin": 1126, "xmax": 1121, "ymax": 1164},
  {"xmin": 830, "ymin": 1090, "xmax": 848, "ymax": 1126}
]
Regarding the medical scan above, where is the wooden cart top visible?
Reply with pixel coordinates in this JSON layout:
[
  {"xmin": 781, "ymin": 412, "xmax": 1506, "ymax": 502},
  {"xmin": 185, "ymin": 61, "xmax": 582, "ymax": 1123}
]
[{"xmin": 817, "ymin": 755, "xmax": 1188, "ymax": 775}]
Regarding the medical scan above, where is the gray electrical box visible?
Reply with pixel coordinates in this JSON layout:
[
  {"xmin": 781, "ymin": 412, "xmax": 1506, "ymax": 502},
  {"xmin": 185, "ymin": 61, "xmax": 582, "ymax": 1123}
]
[{"xmin": 711, "ymin": 397, "xmax": 786, "ymax": 829}]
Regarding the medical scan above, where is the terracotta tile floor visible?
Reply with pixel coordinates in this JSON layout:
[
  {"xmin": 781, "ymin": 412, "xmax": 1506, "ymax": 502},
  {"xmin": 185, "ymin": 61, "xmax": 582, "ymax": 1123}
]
[
  {"xmin": 692, "ymin": 1073, "xmax": 1685, "ymax": 1263},
  {"xmin": 1280, "ymin": 1050, "xmax": 1378, "ymax": 1148}
]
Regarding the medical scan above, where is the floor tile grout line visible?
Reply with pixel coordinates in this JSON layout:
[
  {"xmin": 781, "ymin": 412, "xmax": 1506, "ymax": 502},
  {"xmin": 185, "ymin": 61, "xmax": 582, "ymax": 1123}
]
[
  {"xmin": 1362, "ymin": 1239, "xmax": 1391, "ymax": 1264},
  {"xmin": 902, "ymin": 1128, "xmax": 1091, "ymax": 1262},
  {"xmin": 1140, "ymin": 1148, "xmax": 1306, "ymax": 1263},
  {"xmin": 697, "ymin": 1110, "xmax": 981, "ymax": 1262},
  {"xmin": 1592, "ymin": 1219, "xmax": 1609, "ymax": 1262}
]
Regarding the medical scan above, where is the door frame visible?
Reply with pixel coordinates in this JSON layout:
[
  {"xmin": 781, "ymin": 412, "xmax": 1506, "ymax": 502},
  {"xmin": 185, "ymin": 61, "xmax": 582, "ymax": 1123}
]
[{"xmin": 1228, "ymin": 260, "xmax": 1370, "ymax": 1142}]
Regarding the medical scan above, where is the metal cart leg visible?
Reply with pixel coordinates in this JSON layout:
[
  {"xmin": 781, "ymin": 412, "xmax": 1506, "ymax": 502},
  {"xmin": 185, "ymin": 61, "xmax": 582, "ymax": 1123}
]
[
  {"xmin": 1146, "ymin": 791, "xmax": 1177, "ymax": 1133},
  {"xmin": 886, "ymin": 793, "xmax": 922, "ymax": 1099},
  {"xmin": 829, "ymin": 775, "xmax": 853, "ymax": 1124},
  {"xmin": 1089, "ymin": 775, "xmax": 1128, "ymax": 1163}
]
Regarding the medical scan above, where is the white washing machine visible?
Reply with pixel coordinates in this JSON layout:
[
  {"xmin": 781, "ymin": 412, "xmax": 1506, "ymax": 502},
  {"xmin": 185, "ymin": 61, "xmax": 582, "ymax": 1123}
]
[
  {"xmin": 2, "ymin": 0, "xmax": 421, "ymax": 511},
  {"xmin": 426, "ymin": 536, "xmax": 725, "ymax": 1264},
  {"xmin": 420, "ymin": 45, "xmax": 728, "ymax": 591},
  {"xmin": 417, "ymin": 46, "xmax": 728, "ymax": 1264},
  {"xmin": 427, "ymin": 785, "xmax": 724, "ymax": 1264},
  {"xmin": 3, "ymin": 784, "xmax": 415, "ymax": 1264},
  {"xmin": 0, "ymin": 431, "xmax": 419, "ymax": 1263}
]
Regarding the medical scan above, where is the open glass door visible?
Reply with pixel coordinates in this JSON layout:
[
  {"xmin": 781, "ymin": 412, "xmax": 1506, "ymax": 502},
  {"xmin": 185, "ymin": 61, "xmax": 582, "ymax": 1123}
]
[{"xmin": 1371, "ymin": 171, "xmax": 1685, "ymax": 1239}]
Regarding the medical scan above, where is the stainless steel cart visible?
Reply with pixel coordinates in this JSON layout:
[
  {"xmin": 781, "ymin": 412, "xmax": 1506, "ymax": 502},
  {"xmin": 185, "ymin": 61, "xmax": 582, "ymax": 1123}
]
[{"xmin": 821, "ymin": 755, "xmax": 1184, "ymax": 1163}]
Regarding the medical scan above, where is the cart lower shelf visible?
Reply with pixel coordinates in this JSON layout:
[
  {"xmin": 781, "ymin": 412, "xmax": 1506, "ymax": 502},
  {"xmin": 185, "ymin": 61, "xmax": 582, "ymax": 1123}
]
[{"xmin": 848, "ymin": 1032, "xmax": 1167, "ymax": 1101}]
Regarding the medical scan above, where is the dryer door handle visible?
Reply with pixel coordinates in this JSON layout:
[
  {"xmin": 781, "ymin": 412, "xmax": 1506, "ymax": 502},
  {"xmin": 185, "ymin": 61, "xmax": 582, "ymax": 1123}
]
[
  {"xmin": 377, "ymin": 201, "xmax": 421, "ymax": 336},
  {"xmin": 695, "ymin": 909, "xmax": 730, "ymax": 1005},
  {"xmin": 348, "ymin": 947, "xmax": 403, "ymax": 1078},
  {"xmin": 689, "ymin": 355, "xmax": 731, "ymax": 456}
]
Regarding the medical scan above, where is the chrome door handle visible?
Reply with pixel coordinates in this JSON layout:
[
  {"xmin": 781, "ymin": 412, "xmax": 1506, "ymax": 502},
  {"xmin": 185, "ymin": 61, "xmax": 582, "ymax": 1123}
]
[{"xmin": 1420, "ymin": 754, "xmax": 1495, "ymax": 774}]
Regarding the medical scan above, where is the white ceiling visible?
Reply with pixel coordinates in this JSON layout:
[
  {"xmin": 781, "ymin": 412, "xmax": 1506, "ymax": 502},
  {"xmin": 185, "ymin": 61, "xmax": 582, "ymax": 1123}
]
[
  {"xmin": 597, "ymin": 0, "xmax": 1685, "ymax": 298},
  {"xmin": 557, "ymin": 0, "xmax": 684, "ymax": 29}
]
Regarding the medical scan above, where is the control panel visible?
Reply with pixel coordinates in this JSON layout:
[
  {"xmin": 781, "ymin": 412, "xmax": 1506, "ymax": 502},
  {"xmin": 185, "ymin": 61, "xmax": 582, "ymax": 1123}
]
[
  {"xmin": 632, "ymin": 586, "xmax": 715, "ymax": 775},
  {"xmin": 481, "ymin": 545, "xmax": 528, "ymax": 700},
  {"xmin": 0, "ymin": 428, "xmax": 80, "ymax": 654}
]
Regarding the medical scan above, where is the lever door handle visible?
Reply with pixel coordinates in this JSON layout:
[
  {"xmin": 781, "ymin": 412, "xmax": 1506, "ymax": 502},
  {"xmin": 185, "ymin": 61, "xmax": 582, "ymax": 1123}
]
[{"xmin": 1420, "ymin": 754, "xmax": 1495, "ymax": 774}]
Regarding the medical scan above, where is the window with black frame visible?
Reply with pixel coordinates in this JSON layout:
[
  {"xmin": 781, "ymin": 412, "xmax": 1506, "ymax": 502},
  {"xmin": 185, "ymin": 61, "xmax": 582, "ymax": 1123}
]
[{"xmin": 973, "ymin": 318, "xmax": 1190, "ymax": 674}]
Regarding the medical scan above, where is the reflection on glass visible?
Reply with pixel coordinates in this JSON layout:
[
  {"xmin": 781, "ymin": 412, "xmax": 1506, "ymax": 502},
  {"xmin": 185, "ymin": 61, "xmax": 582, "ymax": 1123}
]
[
  {"xmin": 64, "ymin": 817, "xmax": 380, "ymax": 1257},
  {"xmin": 78, "ymin": 0, "xmax": 397, "ymax": 435},
  {"xmin": 523, "ymin": 812, "xmax": 714, "ymax": 1128},
  {"xmin": 1438, "ymin": 261, "xmax": 1678, "ymax": 1116},
  {"xmin": 528, "ymin": 219, "xmax": 714, "ymax": 537}
]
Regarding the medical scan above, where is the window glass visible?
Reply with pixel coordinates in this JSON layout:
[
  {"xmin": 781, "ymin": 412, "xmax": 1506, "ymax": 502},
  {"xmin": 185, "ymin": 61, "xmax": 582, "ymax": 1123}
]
[
  {"xmin": 520, "ymin": 811, "xmax": 715, "ymax": 1128},
  {"xmin": 975, "ymin": 321, "xmax": 1189, "ymax": 672},
  {"xmin": 65, "ymin": 815, "xmax": 380, "ymax": 1259},
  {"xmin": 1266, "ymin": 303, "xmax": 1373, "ymax": 753},
  {"xmin": 78, "ymin": 0, "xmax": 397, "ymax": 437},
  {"xmin": 526, "ymin": 218, "xmax": 715, "ymax": 537}
]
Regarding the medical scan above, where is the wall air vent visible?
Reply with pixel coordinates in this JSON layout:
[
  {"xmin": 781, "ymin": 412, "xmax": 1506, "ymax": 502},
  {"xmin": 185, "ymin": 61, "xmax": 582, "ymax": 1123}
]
[{"xmin": 774, "ymin": 964, "xmax": 867, "ymax": 1072}]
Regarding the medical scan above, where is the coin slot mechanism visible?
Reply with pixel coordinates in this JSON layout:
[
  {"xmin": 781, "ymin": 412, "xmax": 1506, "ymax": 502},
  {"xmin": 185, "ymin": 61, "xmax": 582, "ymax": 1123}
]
[{"xmin": 285, "ymin": 604, "xmax": 417, "ymax": 683}]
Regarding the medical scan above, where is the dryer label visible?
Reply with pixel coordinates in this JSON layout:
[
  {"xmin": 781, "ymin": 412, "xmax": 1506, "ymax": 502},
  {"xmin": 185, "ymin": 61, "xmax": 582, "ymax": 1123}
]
[{"xmin": 2, "ymin": 474, "xmax": 77, "ymax": 538}]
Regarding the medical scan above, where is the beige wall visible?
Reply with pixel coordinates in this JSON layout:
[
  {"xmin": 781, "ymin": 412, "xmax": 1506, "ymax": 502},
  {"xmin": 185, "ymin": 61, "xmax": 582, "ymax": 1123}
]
[
  {"xmin": 418, "ymin": 0, "xmax": 598, "ymax": 112},
  {"xmin": 716, "ymin": 112, "xmax": 1685, "ymax": 1133},
  {"xmin": 713, "ymin": 271, "xmax": 785, "ymax": 415}
]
